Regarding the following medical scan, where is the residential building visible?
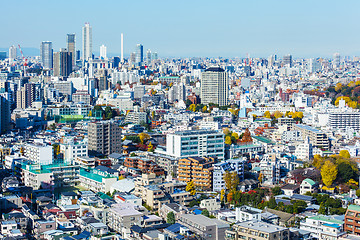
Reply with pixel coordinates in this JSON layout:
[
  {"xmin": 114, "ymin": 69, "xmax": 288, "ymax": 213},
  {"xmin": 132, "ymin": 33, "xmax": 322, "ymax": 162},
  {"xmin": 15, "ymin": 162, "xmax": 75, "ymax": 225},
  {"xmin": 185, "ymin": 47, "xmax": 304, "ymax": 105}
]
[
  {"xmin": 235, "ymin": 206, "xmax": 262, "ymax": 222},
  {"xmin": 293, "ymin": 124, "xmax": 330, "ymax": 149},
  {"xmin": 344, "ymin": 205, "xmax": 360, "ymax": 235},
  {"xmin": 329, "ymin": 112, "xmax": 360, "ymax": 131},
  {"xmin": 299, "ymin": 178, "xmax": 318, "ymax": 195},
  {"xmin": 213, "ymin": 158, "xmax": 245, "ymax": 192},
  {"xmin": 178, "ymin": 157, "xmax": 215, "ymax": 190},
  {"xmin": 24, "ymin": 143, "xmax": 53, "ymax": 165},
  {"xmin": 226, "ymin": 221, "xmax": 290, "ymax": 240},
  {"xmin": 124, "ymin": 157, "xmax": 165, "ymax": 176},
  {"xmin": 200, "ymin": 198, "xmax": 221, "ymax": 211},
  {"xmin": 88, "ymin": 120, "xmax": 122, "ymax": 156},
  {"xmin": 301, "ymin": 215, "xmax": 345, "ymax": 239},
  {"xmin": 201, "ymin": 67, "xmax": 229, "ymax": 106},
  {"xmin": 53, "ymin": 48, "xmax": 72, "ymax": 77},
  {"xmin": 166, "ymin": 130, "xmax": 225, "ymax": 160},
  {"xmin": 72, "ymin": 90, "xmax": 91, "ymax": 104},
  {"xmin": 78, "ymin": 167, "xmax": 118, "ymax": 193},
  {"xmin": 59, "ymin": 137, "xmax": 88, "ymax": 162},
  {"xmin": 16, "ymin": 83, "xmax": 35, "ymax": 109},
  {"xmin": 125, "ymin": 111, "xmax": 147, "ymax": 124},
  {"xmin": 178, "ymin": 214, "xmax": 230, "ymax": 240}
]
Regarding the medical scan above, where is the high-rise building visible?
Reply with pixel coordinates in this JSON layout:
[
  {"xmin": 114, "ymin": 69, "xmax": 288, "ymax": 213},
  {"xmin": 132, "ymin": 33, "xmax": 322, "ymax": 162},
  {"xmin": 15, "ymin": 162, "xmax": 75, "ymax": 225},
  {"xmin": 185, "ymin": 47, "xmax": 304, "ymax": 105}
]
[
  {"xmin": 121, "ymin": 33, "xmax": 124, "ymax": 63},
  {"xmin": 0, "ymin": 52, "xmax": 6, "ymax": 60},
  {"xmin": 135, "ymin": 44, "xmax": 143, "ymax": 64},
  {"xmin": 100, "ymin": 44, "xmax": 107, "ymax": 59},
  {"xmin": 130, "ymin": 52, "xmax": 136, "ymax": 64},
  {"xmin": 66, "ymin": 34, "xmax": 76, "ymax": 67},
  {"xmin": 8, "ymin": 46, "xmax": 17, "ymax": 61},
  {"xmin": 16, "ymin": 83, "xmax": 35, "ymax": 109},
  {"xmin": 0, "ymin": 94, "xmax": 10, "ymax": 133},
  {"xmin": 200, "ymin": 67, "xmax": 229, "ymax": 106},
  {"xmin": 53, "ymin": 48, "xmax": 73, "ymax": 77},
  {"xmin": 146, "ymin": 49, "xmax": 151, "ymax": 64},
  {"xmin": 98, "ymin": 69, "xmax": 110, "ymax": 91},
  {"xmin": 283, "ymin": 54, "xmax": 292, "ymax": 67},
  {"xmin": 40, "ymin": 41, "xmax": 53, "ymax": 69},
  {"xmin": 88, "ymin": 120, "xmax": 122, "ymax": 156},
  {"xmin": 152, "ymin": 52, "xmax": 158, "ymax": 60},
  {"xmin": 333, "ymin": 52, "xmax": 340, "ymax": 69},
  {"xmin": 82, "ymin": 23, "xmax": 92, "ymax": 61}
]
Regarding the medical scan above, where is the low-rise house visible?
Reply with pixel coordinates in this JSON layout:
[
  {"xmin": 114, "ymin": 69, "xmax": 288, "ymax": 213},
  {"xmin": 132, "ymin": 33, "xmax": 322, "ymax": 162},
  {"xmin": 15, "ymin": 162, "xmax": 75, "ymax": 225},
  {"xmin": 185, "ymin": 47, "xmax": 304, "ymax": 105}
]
[
  {"xmin": 235, "ymin": 206, "xmax": 262, "ymax": 222},
  {"xmin": 200, "ymin": 198, "xmax": 221, "ymax": 211},
  {"xmin": 0, "ymin": 220, "xmax": 18, "ymax": 236},
  {"xmin": 300, "ymin": 178, "xmax": 318, "ymax": 195},
  {"xmin": 280, "ymin": 183, "xmax": 300, "ymax": 196},
  {"xmin": 34, "ymin": 220, "xmax": 56, "ymax": 235}
]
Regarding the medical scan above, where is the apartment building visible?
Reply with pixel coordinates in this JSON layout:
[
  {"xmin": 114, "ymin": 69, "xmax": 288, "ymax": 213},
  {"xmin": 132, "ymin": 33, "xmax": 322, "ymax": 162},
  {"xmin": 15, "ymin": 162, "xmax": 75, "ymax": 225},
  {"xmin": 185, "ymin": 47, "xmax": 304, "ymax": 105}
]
[
  {"xmin": 166, "ymin": 130, "xmax": 224, "ymax": 160},
  {"xmin": 178, "ymin": 214, "xmax": 230, "ymax": 240},
  {"xmin": 78, "ymin": 167, "xmax": 118, "ymax": 193},
  {"xmin": 88, "ymin": 120, "xmax": 122, "ymax": 156},
  {"xmin": 60, "ymin": 137, "xmax": 88, "ymax": 162},
  {"xmin": 124, "ymin": 157, "xmax": 165, "ymax": 176},
  {"xmin": 329, "ymin": 112, "xmax": 360, "ymax": 131},
  {"xmin": 300, "ymin": 215, "xmax": 345, "ymax": 239},
  {"xmin": 225, "ymin": 221, "xmax": 290, "ymax": 240},
  {"xmin": 293, "ymin": 124, "xmax": 330, "ymax": 149},
  {"xmin": 147, "ymin": 152, "xmax": 178, "ymax": 178},
  {"xmin": 47, "ymin": 104, "xmax": 92, "ymax": 116},
  {"xmin": 178, "ymin": 157, "xmax": 215, "ymax": 190},
  {"xmin": 344, "ymin": 205, "xmax": 360, "ymax": 235},
  {"xmin": 235, "ymin": 206, "xmax": 262, "ymax": 223},
  {"xmin": 124, "ymin": 111, "xmax": 147, "ymax": 124},
  {"xmin": 24, "ymin": 143, "xmax": 53, "ymax": 165},
  {"xmin": 213, "ymin": 158, "xmax": 245, "ymax": 192}
]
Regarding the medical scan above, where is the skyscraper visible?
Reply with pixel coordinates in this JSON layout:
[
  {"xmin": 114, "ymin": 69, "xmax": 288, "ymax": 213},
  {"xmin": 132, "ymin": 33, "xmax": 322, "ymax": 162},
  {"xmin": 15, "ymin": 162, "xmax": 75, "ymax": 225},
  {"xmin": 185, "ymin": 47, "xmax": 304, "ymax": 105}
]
[
  {"xmin": 8, "ymin": 45, "xmax": 17, "ymax": 61},
  {"xmin": 333, "ymin": 53, "xmax": 340, "ymax": 69},
  {"xmin": 135, "ymin": 44, "xmax": 143, "ymax": 64},
  {"xmin": 121, "ymin": 33, "xmax": 124, "ymax": 63},
  {"xmin": 66, "ymin": 33, "xmax": 76, "ymax": 66},
  {"xmin": 200, "ymin": 67, "xmax": 229, "ymax": 106},
  {"xmin": 53, "ymin": 48, "xmax": 73, "ymax": 77},
  {"xmin": 40, "ymin": 41, "xmax": 53, "ymax": 69},
  {"xmin": 283, "ymin": 54, "xmax": 292, "ymax": 67},
  {"xmin": 16, "ymin": 83, "xmax": 35, "ymax": 109},
  {"xmin": 100, "ymin": 45, "xmax": 107, "ymax": 59},
  {"xmin": 146, "ymin": 49, "xmax": 152, "ymax": 65},
  {"xmin": 82, "ymin": 23, "xmax": 92, "ymax": 61}
]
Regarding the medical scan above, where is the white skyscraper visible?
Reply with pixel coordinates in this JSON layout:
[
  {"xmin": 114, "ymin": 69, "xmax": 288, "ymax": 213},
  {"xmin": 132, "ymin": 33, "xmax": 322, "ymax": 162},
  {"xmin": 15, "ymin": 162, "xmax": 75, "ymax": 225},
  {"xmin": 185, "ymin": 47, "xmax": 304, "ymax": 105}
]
[
  {"xmin": 121, "ymin": 33, "xmax": 124, "ymax": 63},
  {"xmin": 100, "ymin": 44, "xmax": 107, "ymax": 59},
  {"xmin": 9, "ymin": 45, "xmax": 17, "ymax": 61},
  {"xmin": 333, "ymin": 52, "xmax": 340, "ymax": 69},
  {"xmin": 82, "ymin": 23, "xmax": 92, "ymax": 61},
  {"xmin": 40, "ymin": 41, "xmax": 53, "ymax": 69},
  {"xmin": 200, "ymin": 67, "xmax": 229, "ymax": 106}
]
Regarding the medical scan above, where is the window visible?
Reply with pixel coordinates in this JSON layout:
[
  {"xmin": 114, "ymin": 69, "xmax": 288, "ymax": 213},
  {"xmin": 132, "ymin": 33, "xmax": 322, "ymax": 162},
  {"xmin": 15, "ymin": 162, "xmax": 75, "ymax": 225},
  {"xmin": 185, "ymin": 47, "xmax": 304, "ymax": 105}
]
[{"xmin": 46, "ymin": 225, "xmax": 52, "ymax": 228}]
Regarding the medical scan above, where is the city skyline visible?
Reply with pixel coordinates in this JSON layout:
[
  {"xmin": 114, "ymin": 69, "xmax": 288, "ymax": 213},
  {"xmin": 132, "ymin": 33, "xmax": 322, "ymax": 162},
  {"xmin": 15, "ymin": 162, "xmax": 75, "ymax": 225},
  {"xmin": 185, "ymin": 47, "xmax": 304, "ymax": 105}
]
[{"xmin": 1, "ymin": 0, "xmax": 360, "ymax": 58}]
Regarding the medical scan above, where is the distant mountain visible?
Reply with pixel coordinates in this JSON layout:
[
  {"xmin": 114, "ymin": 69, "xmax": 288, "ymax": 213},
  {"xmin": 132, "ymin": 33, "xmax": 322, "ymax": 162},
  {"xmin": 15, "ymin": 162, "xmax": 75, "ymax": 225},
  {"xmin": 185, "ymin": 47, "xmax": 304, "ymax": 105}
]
[{"xmin": 0, "ymin": 47, "xmax": 39, "ymax": 57}]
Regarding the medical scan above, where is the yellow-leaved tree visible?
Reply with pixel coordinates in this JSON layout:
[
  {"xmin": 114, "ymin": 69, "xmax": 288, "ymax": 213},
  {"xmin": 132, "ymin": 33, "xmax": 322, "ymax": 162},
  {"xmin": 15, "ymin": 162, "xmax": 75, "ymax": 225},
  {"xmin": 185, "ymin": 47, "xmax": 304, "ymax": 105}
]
[
  {"xmin": 335, "ymin": 83, "xmax": 342, "ymax": 92},
  {"xmin": 147, "ymin": 141, "xmax": 154, "ymax": 152},
  {"xmin": 225, "ymin": 136, "xmax": 232, "ymax": 145},
  {"xmin": 186, "ymin": 180, "xmax": 196, "ymax": 195},
  {"xmin": 139, "ymin": 132, "xmax": 150, "ymax": 144},
  {"xmin": 273, "ymin": 111, "xmax": 283, "ymax": 119},
  {"xmin": 264, "ymin": 111, "xmax": 271, "ymax": 118},
  {"xmin": 220, "ymin": 189, "xmax": 225, "ymax": 202},
  {"xmin": 321, "ymin": 160, "xmax": 338, "ymax": 187},
  {"xmin": 339, "ymin": 150, "xmax": 350, "ymax": 159},
  {"xmin": 202, "ymin": 106, "xmax": 208, "ymax": 113},
  {"xmin": 231, "ymin": 132, "xmax": 239, "ymax": 140}
]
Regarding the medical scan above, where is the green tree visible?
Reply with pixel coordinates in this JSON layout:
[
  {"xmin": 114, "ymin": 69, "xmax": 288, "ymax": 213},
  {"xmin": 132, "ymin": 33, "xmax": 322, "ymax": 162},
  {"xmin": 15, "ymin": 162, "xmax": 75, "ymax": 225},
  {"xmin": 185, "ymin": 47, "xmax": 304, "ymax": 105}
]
[
  {"xmin": 319, "ymin": 203, "xmax": 327, "ymax": 215},
  {"xmin": 166, "ymin": 212, "xmax": 175, "ymax": 224},
  {"xmin": 272, "ymin": 186, "xmax": 282, "ymax": 196},
  {"xmin": 267, "ymin": 197, "xmax": 277, "ymax": 209},
  {"xmin": 337, "ymin": 162, "xmax": 357, "ymax": 183},
  {"xmin": 202, "ymin": 209, "xmax": 210, "ymax": 217},
  {"xmin": 356, "ymin": 189, "xmax": 360, "ymax": 198}
]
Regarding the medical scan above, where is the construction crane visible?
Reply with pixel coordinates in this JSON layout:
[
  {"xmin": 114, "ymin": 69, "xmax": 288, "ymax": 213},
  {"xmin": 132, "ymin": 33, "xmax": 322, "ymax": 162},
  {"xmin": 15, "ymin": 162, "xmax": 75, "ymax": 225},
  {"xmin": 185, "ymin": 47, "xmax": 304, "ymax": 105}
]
[{"xmin": 17, "ymin": 44, "xmax": 27, "ymax": 76}]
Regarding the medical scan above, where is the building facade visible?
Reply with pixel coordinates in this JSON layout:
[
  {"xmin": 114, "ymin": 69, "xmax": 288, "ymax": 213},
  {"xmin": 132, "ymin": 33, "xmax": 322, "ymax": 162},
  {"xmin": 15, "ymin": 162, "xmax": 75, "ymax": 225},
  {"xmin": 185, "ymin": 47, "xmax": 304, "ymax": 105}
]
[{"xmin": 200, "ymin": 67, "xmax": 229, "ymax": 106}]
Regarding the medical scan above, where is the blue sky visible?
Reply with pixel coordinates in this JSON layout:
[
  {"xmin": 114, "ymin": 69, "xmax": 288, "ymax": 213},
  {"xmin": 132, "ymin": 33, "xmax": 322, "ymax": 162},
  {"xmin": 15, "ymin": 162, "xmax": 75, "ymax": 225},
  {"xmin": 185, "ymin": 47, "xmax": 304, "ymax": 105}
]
[{"xmin": 1, "ymin": 0, "xmax": 360, "ymax": 58}]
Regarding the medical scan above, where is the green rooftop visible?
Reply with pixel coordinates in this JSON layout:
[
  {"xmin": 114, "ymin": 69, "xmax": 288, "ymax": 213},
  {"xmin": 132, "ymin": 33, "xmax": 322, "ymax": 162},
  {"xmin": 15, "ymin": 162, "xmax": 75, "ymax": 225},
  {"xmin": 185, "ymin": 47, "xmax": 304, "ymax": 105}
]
[
  {"xmin": 252, "ymin": 135, "xmax": 275, "ymax": 144},
  {"xmin": 309, "ymin": 215, "xmax": 344, "ymax": 225},
  {"xmin": 348, "ymin": 205, "xmax": 360, "ymax": 212},
  {"xmin": 303, "ymin": 178, "xmax": 316, "ymax": 186},
  {"xmin": 79, "ymin": 168, "xmax": 116, "ymax": 183},
  {"xmin": 22, "ymin": 161, "xmax": 78, "ymax": 174}
]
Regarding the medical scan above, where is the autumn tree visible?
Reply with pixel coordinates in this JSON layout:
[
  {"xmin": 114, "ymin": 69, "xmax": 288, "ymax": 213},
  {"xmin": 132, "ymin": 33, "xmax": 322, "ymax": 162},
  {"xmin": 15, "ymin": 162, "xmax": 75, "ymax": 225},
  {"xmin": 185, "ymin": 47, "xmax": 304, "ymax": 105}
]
[
  {"xmin": 225, "ymin": 136, "xmax": 232, "ymax": 145},
  {"xmin": 223, "ymin": 171, "xmax": 239, "ymax": 193},
  {"xmin": 147, "ymin": 141, "xmax": 154, "ymax": 152},
  {"xmin": 231, "ymin": 132, "xmax": 239, "ymax": 140},
  {"xmin": 273, "ymin": 111, "xmax": 283, "ymax": 119},
  {"xmin": 339, "ymin": 150, "xmax": 350, "ymax": 159},
  {"xmin": 258, "ymin": 172, "xmax": 264, "ymax": 183},
  {"xmin": 264, "ymin": 111, "xmax": 271, "ymax": 118},
  {"xmin": 335, "ymin": 82, "xmax": 342, "ymax": 92},
  {"xmin": 186, "ymin": 180, "xmax": 196, "ymax": 195},
  {"xmin": 321, "ymin": 160, "xmax": 338, "ymax": 187},
  {"xmin": 220, "ymin": 189, "xmax": 225, "ymax": 202},
  {"xmin": 202, "ymin": 106, "xmax": 208, "ymax": 113},
  {"xmin": 189, "ymin": 104, "xmax": 196, "ymax": 112},
  {"xmin": 138, "ymin": 132, "xmax": 150, "ymax": 144}
]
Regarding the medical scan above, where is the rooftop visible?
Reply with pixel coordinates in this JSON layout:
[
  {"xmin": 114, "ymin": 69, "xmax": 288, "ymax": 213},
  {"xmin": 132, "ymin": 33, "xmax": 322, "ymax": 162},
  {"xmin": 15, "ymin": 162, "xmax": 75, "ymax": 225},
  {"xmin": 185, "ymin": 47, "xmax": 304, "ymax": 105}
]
[{"xmin": 234, "ymin": 220, "xmax": 288, "ymax": 233}]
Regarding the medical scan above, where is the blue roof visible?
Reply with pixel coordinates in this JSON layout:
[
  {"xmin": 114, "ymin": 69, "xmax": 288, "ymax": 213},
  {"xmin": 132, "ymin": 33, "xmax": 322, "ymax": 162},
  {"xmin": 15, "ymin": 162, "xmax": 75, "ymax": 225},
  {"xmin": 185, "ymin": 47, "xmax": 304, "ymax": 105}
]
[
  {"xmin": 323, "ymin": 223, "xmax": 340, "ymax": 228},
  {"xmin": 165, "ymin": 223, "xmax": 185, "ymax": 233},
  {"xmin": 193, "ymin": 209, "xmax": 202, "ymax": 215}
]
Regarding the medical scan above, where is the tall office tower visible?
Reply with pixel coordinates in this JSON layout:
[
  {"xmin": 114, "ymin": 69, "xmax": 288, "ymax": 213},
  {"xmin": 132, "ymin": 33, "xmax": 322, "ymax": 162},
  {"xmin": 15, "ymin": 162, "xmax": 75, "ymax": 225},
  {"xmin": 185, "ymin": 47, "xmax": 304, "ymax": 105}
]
[
  {"xmin": 146, "ymin": 49, "xmax": 152, "ymax": 65},
  {"xmin": 200, "ymin": 67, "xmax": 229, "ymax": 106},
  {"xmin": 88, "ymin": 120, "xmax": 122, "ymax": 156},
  {"xmin": 40, "ymin": 41, "xmax": 53, "ymax": 69},
  {"xmin": 66, "ymin": 34, "xmax": 76, "ymax": 66},
  {"xmin": 16, "ymin": 83, "xmax": 35, "ymax": 109},
  {"xmin": 8, "ymin": 45, "xmax": 17, "ymax": 61},
  {"xmin": 53, "ymin": 48, "xmax": 73, "ymax": 77},
  {"xmin": 82, "ymin": 23, "xmax": 92, "ymax": 61},
  {"xmin": 121, "ymin": 33, "xmax": 124, "ymax": 63},
  {"xmin": 98, "ymin": 69, "xmax": 110, "ymax": 91},
  {"xmin": 333, "ymin": 53, "xmax": 340, "ymax": 68},
  {"xmin": 0, "ymin": 94, "xmax": 10, "ymax": 133},
  {"xmin": 283, "ymin": 54, "xmax": 292, "ymax": 67},
  {"xmin": 100, "ymin": 45, "xmax": 107, "ymax": 59},
  {"xmin": 130, "ymin": 52, "xmax": 136, "ymax": 64},
  {"xmin": 135, "ymin": 44, "xmax": 143, "ymax": 64},
  {"xmin": 113, "ymin": 57, "xmax": 120, "ymax": 68},
  {"xmin": 152, "ymin": 52, "xmax": 158, "ymax": 60}
]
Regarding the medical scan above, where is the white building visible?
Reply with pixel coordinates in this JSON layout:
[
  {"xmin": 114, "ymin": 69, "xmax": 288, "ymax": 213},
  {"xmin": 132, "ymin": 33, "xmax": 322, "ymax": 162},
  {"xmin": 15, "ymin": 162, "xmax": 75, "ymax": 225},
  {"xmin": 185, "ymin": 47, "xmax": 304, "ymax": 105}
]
[
  {"xmin": 82, "ymin": 23, "xmax": 92, "ymax": 61},
  {"xmin": 24, "ymin": 143, "xmax": 53, "ymax": 165},
  {"xmin": 166, "ymin": 130, "xmax": 225, "ymax": 160},
  {"xmin": 294, "ymin": 138, "xmax": 313, "ymax": 160},
  {"xmin": 60, "ymin": 137, "xmax": 88, "ymax": 162},
  {"xmin": 213, "ymin": 158, "xmax": 245, "ymax": 192},
  {"xmin": 99, "ymin": 44, "xmax": 107, "ymax": 59},
  {"xmin": 200, "ymin": 198, "xmax": 221, "ymax": 211},
  {"xmin": 300, "ymin": 215, "xmax": 345, "ymax": 239},
  {"xmin": 200, "ymin": 67, "xmax": 229, "ymax": 106},
  {"xmin": 329, "ymin": 112, "xmax": 360, "ymax": 131},
  {"xmin": 235, "ymin": 206, "xmax": 262, "ymax": 222}
]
